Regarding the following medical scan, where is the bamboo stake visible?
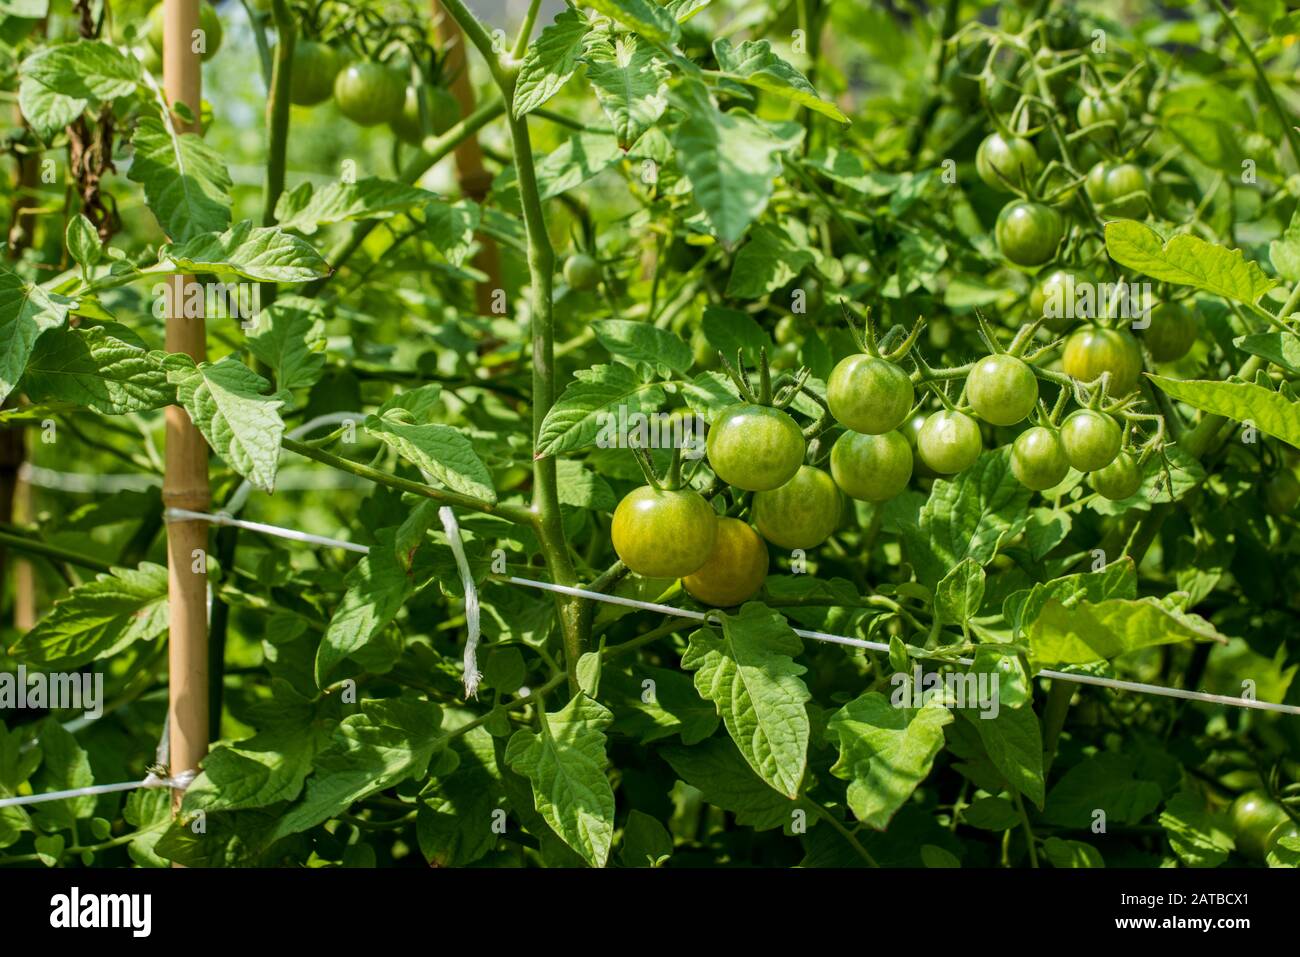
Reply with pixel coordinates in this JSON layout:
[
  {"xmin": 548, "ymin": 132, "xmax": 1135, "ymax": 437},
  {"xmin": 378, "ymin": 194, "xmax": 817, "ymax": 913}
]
[
  {"xmin": 432, "ymin": 1, "xmax": 502, "ymax": 316},
  {"xmin": 162, "ymin": 0, "xmax": 210, "ymax": 826}
]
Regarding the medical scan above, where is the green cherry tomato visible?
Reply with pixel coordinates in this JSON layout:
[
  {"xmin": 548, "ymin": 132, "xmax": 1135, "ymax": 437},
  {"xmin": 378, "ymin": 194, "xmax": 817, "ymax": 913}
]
[
  {"xmin": 611, "ymin": 485, "xmax": 717, "ymax": 579},
  {"xmin": 975, "ymin": 132, "xmax": 1041, "ymax": 192},
  {"xmin": 917, "ymin": 410, "xmax": 983, "ymax": 475},
  {"xmin": 1265, "ymin": 819, "xmax": 1300, "ymax": 863},
  {"xmin": 1062, "ymin": 325, "xmax": 1143, "ymax": 395},
  {"xmin": 706, "ymin": 404, "xmax": 805, "ymax": 492},
  {"xmin": 1229, "ymin": 790, "xmax": 1290, "ymax": 861},
  {"xmin": 1077, "ymin": 94, "xmax": 1128, "ymax": 138},
  {"xmin": 333, "ymin": 62, "xmax": 406, "ymax": 126},
  {"xmin": 1141, "ymin": 301, "xmax": 1198, "ymax": 362},
  {"xmin": 966, "ymin": 354, "xmax": 1039, "ymax": 426},
  {"xmin": 774, "ymin": 315, "xmax": 802, "ymax": 346},
  {"xmin": 392, "ymin": 85, "xmax": 460, "ymax": 144},
  {"xmin": 682, "ymin": 517, "xmax": 769, "ymax": 607},
  {"xmin": 830, "ymin": 430, "xmax": 913, "ymax": 502},
  {"xmin": 1085, "ymin": 161, "xmax": 1148, "ymax": 219},
  {"xmin": 1059, "ymin": 409, "xmax": 1122, "ymax": 472},
  {"xmin": 752, "ymin": 466, "xmax": 841, "ymax": 550},
  {"xmin": 563, "ymin": 253, "xmax": 601, "ymax": 291},
  {"xmin": 1265, "ymin": 470, "xmax": 1300, "ymax": 516},
  {"xmin": 1089, "ymin": 450, "xmax": 1143, "ymax": 500},
  {"xmin": 1030, "ymin": 268, "xmax": 1098, "ymax": 333},
  {"xmin": 995, "ymin": 200, "xmax": 1064, "ymax": 267},
  {"xmin": 289, "ymin": 41, "xmax": 341, "ymax": 107},
  {"xmin": 826, "ymin": 354, "xmax": 914, "ymax": 435},
  {"xmin": 1011, "ymin": 426, "xmax": 1070, "ymax": 491},
  {"xmin": 147, "ymin": 2, "xmax": 223, "ymax": 60}
]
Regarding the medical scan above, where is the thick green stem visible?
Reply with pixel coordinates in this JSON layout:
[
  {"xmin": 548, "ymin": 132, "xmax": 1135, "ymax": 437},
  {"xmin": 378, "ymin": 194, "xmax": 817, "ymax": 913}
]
[
  {"xmin": 0, "ymin": 526, "xmax": 112, "ymax": 573},
  {"xmin": 261, "ymin": 0, "xmax": 294, "ymax": 235},
  {"xmin": 281, "ymin": 437, "xmax": 535, "ymax": 525}
]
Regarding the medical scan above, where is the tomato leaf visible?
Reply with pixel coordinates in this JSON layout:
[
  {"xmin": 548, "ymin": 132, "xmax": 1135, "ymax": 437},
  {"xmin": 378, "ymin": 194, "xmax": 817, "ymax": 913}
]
[
  {"xmin": 1027, "ymin": 595, "xmax": 1228, "ymax": 670},
  {"xmin": 582, "ymin": 0, "xmax": 680, "ymax": 45},
  {"xmin": 20, "ymin": 325, "xmax": 173, "ymax": 413},
  {"xmin": 662, "ymin": 736, "xmax": 813, "ymax": 832},
  {"xmin": 536, "ymin": 362, "xmax": 670, "ymax": 457},
  {"xmin": 713, "ymin": 38, "xmax": 848, "ymax": 123},
  {"xmin": 245, "ymin": 296, "xmax": 327, "ymax": 393},
  {"xmin": 1103, "ymin": 220, "xmax": 1277, "ymax": 305},
  {"xmin": 582, "ymin": 32, "xmax": 669, "ymax": 149},
  {"xmin": 0, "ymin": 262, "xmax": 73, "ymax": 404},
  {"xmin": 513, "ymin": 8, "xmax": 592, "ymax": 118},
  {"xmin": 128, "ymin": 115, "xmax": 233, "ymax": 243},
  {"xmin": 274, "ymin": 178, "xmax": 437, "ymax": 235},
  {"xmin": 1149, "ymin": 373, "xmax": 1300, "ymax": 447},
  {"xmin": 591, "ymin": 318, "xmax": 692, "ymax": 375},
  {"xmin": 18, "ymin": 40, "xmax": 141, "ymax": 138},
  {"xmin": 364, "ymin": 417, "xmax": 498, "ymax": 503},
  {"xmin": 1233, "ymin": 331, "xmax": 1300, "ymax": 375},
  {"xmin": 156, "ymin": 221, "xmax": 329, "ymax": 283}
]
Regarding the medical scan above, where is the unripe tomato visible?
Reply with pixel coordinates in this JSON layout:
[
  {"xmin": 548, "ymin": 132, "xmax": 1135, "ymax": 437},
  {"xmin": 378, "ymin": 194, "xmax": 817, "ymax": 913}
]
[
  {"xmin": 1059, "ymin": 409, "xmax": 1121, "ymax": 472},
  {"xmin": 612, "ymin": 486, "xmax": 717, "ymax": 579},
  {"xmin": 1076, "ymin": 94, "xmax": 1128, "ymax": 137},
  {"xmin": 706, "ymin": 404, "xmax": 805, "ymax": 492},
  {"xmin": 1085, "ymin": 161, "xmax": 1148, "ymax": 219},
  {"xmin": 751, "ymin": 466, "xmax": 841, "ymax": 550},
  {"xmin": 975, "ymin": 132, "xmax": 1041, "ymax": 192},
  {"xmin": 1031, "ymin": 268, "xmax": 1098, "ymax": 332},
  {"xmin": 1089, "ymin": 450, "xmax": 1142, "ymax": 500},
  {"xmin": 966, "ymin": 354, "xmax": 1039, "ymax": 426},
  {"xmin": 1062, "ymin": 325, "xmax": 1143, "ymax": 395},
  {"xmin": 289, "ymin": 41, "xmax": 341, "ymax": 107},
  {"xmin": 1229, "ymin": 790, "xmax": 1290, "ymax": 861},
  {"xmin": 1265, "ymin": 470, "xmax": 1300, "ymax": 516},
  {"xmin": 147, "ymin": 2, "xmax": 223, "ymax": 61},
  {"xmin": 392, "ymin": 85, "xmax": 460, "ymax": 145},
  {"xmin": 995, "ymin": 200, "xmax": 1064, "ymax": 267},
  {"xmin": 682, "ymin": 517, "xmax": 769, "ymax": 607},
  {"xmin": 826, "ymin": 354, "xmax": 914, "ymax": 435},
  {"xmin": 1141, "ymin": 301, "xmax": 1198, "ymax": 362},
  {"xmin": 563, "ymin": 253, "xmax": 601, "ymax": 291},
  {"xmin": 917, "ymin": 410, "xmax": 983, "ymax": 474},
  {"xmin": 1011, "ymin": 426, "xmax": 1070, "ymax": 491},
  {"xmin": 774, "ymin": 315, "xmax": 802, "ymax": 346},
  {"xmin": 1266, "ymin": 819, "xmax": 1300, "ymax": 862},
  {"xmin": 333, "ymin": 62, "xmax": 406, "ymax": 126},
  {"xmin": 830, "ymin": 430, "xmax": 913, "ymax": 502}
]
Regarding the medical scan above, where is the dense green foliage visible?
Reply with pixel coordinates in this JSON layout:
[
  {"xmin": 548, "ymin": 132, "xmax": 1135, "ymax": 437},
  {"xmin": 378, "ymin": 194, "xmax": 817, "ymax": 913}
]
[{"xmin": 0, "ymin": 0, "xmax": 1299, "ymax": 869}]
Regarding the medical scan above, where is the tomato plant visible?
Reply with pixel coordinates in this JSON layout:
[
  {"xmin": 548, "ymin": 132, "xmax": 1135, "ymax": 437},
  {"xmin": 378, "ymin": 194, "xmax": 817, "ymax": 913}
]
[{"xmin": 0, "ymin": 0, "xmax": 1298, "ymax": 879}]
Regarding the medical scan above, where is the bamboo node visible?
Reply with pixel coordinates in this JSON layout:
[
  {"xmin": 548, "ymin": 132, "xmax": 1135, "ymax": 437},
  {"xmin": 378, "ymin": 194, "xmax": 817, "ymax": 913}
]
[{"xmin": 161, "ymin": 486, "xmax": 211, "ymax": 511}]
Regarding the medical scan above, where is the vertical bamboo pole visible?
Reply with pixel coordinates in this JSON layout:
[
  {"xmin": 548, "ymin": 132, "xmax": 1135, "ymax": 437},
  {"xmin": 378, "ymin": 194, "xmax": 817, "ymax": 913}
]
[
  {"xmin": 432, "ymin": 1, "xmax": 502, "ymax": 316},
  {"xmin": 162, "ymin": 0, "xmax": 210, "ymax": 823}
]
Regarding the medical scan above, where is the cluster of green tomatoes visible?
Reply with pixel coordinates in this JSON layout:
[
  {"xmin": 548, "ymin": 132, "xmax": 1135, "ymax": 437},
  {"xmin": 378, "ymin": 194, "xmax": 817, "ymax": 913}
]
[{"xmin": 137, "ymin": 2, "xmax": 459, "ymax": 147}]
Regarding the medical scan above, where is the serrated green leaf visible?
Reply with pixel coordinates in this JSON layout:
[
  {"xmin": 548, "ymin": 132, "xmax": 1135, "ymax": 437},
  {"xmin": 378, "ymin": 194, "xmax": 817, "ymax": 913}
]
[
  {"xmin": 1042, "ymin": 837, "xmax": 1104, "ymax": 868},
  {"xmin": 8, "ymin": 562, "xmax": 168, "ymax": 669},
  {"xmin": 424, "ymin": 199, "xmax": 480, "ymax": 267},
  {"xmin": 505, "ymin": 693, "xmax": 616, "ymax": 868},
  {"xmin": 65, "ymin": 215, "xmax": 101, "ymax": 274},
  {"xmin": 969, "ymin": 703, "xmax": 1044, "ymax": 808},
  {"xmin": 1270, "ymin": 203, "xmax": 1300, "ymax": 283},
  {"xmin": 245, "ymin": 296, "xmax": 327, "ymax": 392},
  {"xmin": 713, "ymin": 38, "xmax": 848, "ymax": 123},
  {"xmin": 274, "ymin": 177, "xmax": 437, "ymax": 234},
  {"xmin": 583, "ymin": 32, "xmax": 669, "ymax": 149},
  {"xmin": 725, "ymin": 223, "xmax": 815, "ymax": 298},
  {"xmin": 534, "ymin": 132, "xmax": 623, "ymax": 201},
  {"xmin": 935, "ymin": 557, "xmax": 985, "ymax": 626},
  {"xmin": 619, "ymin": 809, "xmax": 673, "ymax": 867},
  {"xmin": 513, "ymin": 8, "xmax": 591, "ymax": 117},
  {"xmin": 157, "ymin": 221, "xmax": 328, "ymax": 283},
  {"xmin": 0, "ymin": 263, "xmax": 72, "ymax": 404},
  {"xmin": 536, "ymin": 363, "xmax": 669, "ymax": 457},
  {"xmin": 681, "ymin": 603, "xmax": 811, "ymax": 798},
  {"xmin": 1028, "ymin": 596, "xmax": 1227, "ymax": 670},
  {"xmin": 827, "ymin": 691, "xmax": 953, "ymax": 829},
  {"xmin": 128, "ymin": 115, "xmax": 233, "ymax": 242},
  {"xmin": 1149, "ymin": 373, "xmax": 1300, "ymax": 447},
  {"xmin": 21, "ymin": 325, "xmax": 173, "ymax": 413},
  {"xmin": 1159, "ymin": 790, "xmax": 1235, "ymax": 867},
  {"xmin": 164, "ymin": 353, "xmax": 286, "ymax": 491},
  {"xmin": 591, "ymin": 318, "xmax": 692, "ymax": 375},
  {"xmin": 19, "ymin": 41, "xmax": 142, "ymax": 138},
  {"xmin": 1043, "ymin": 752, "xmax": 1162, "ymax": 828},
  {"xmin": 1233, "ymin": 332, "xmax": 1300, "ymax": 375},
  {"xmin": 417, "ymin": 726, "xmax": 503, "ymax": 867},
  {"xmin": 364, "ymin": 417, "xmax": 497, "ymax": 503},
  {"xmin": 583, "ymin": 0, "xmax": 680, "ymax": 45},
  {"xmin": 1104, "ymin": 220, "xmax": 1276, "ymax": 305},
  {"xmin": 661, "ymin": 736, "xmax": 812, "ymax": 831},
  {"xmin": 315, "ymin": 528, "xmax": 413, "ymax": 685}
]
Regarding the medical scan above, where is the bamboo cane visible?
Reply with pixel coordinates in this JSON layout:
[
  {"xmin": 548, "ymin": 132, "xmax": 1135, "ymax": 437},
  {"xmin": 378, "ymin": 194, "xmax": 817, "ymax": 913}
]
[
  {"xmin": 162, "ymin": 0, "xmax": 210, "ymax": 827},
  {"xmin": 432, "ymin": 1, "xmax": 502, "ymax": 316}
]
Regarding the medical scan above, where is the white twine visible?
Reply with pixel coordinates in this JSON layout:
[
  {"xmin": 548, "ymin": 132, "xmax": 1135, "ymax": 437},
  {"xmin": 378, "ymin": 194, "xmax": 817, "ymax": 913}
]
[
  {"xmin": 147, "ymin": 509, "xmax": 1300, "ymax": 717},
  {"xmin": 440, "ymin": 507, "xmax": 482, "ymax": 698},
  {"xmin": 165, "ymin": 507, "xmax": 371, "ymax": 553}
]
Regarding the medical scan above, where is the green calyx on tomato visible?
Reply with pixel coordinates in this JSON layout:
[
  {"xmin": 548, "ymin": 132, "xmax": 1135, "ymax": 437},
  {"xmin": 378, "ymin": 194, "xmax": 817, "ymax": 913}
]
[
  {"xmin": 1089, "ymin": 450, "xmax": 1142, "ymax": 500},
  {"xmin": 826, "ymin": 353, "xmax": 914, "ymax": 435},
  {"xmin": 707, "ymin": 404, "xmax": 805, "ymax": 492},
  {"xmin": 975, "ymin": 132, "xmax": 1041, "ymax": 192},
  {"xmin": 682, "ymin": 517, "xmax": 769, "ymax": 607},
  {"xmin": 289, "ymin": 41, "xmax": 341, "ymax": 107},
  {"xmin": 1141, "ymin": 301, "xmax": 1198, "ymax": 362},
  {"xmin": 1229, "ymin": 790, "xmax": 1290, "ymax": 861},
  {"xmin": 917, "ymin": 409, "xmax": 983, "ymax": 474},
  {"xmin": 333, "ymin": 62, "xmax": 406, "ymax": 126},
  {"xmin": 1011, "ymin": 426, "xmax": 1070, "ymax": 491},
  {"xmin": 563, "ymin": 253, "xmax": 601, "ymax": 292},
  {"xmin": 966, "ymin": 354, "xmax": 1039, "ymax": 426},
  {"xmin": 611, "ymin": 485, "xmax": 717, "ymax": 579},
  {"xmin": 392, "ymin": 85, "xmax": 460, "ymax": 145},
  {"xmin": 1059, "ymin": 409, "xmax": 1121, "ymax": 472},
  {"xmin": 1062, "ymin": 325, "xmax": 1143, "ymax": 396},
  {"xmin": 147, "ymin": 2, "xmax": 223, "ymax": 61},
  {"xmin": 995, "ymin": 200, "xmax": 1063, "ymax": 267},
  {"xmin": 752, "ymin": 465, "xmax": 841, "ymax": 550},
  {"xmin": 830, "ymin": 429, "xmax": 913, "ymax": 502},
  {"xmin": 1085, "ymin": 161, "xmax": 1148, "ymax": 220}
]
